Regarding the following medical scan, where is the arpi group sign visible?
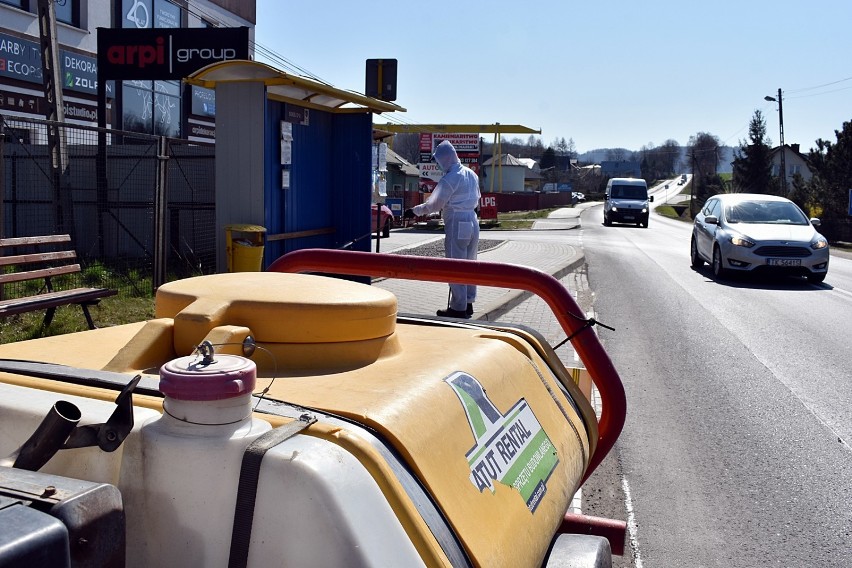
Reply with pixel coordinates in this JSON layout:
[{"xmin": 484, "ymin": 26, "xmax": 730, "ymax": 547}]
[{"xmin": 97, "ymin": 26, "xmax": 249, "ymax": 81}]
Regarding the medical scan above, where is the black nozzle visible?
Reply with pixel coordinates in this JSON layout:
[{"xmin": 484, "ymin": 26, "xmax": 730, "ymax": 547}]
[{"xmin": 11, "ymin": 400, "xmax": 81, "ymax": 471}]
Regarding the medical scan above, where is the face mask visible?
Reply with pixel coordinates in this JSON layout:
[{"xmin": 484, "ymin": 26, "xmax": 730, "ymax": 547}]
[{"xmin": 432, "ymin": 156, "xmax": 446, "ymax": 173}]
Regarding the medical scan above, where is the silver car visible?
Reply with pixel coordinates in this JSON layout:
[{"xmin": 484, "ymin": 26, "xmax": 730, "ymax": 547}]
[{"xmin": 691, "ymin": 193, "xmax": 829, "ymax": 283}]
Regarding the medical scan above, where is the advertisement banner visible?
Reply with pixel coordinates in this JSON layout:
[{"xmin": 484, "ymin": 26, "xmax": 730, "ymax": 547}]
[
  {"xmin": 0, "ymin": 87, "xmax": 105, "ymax": 124},
  {"xmin": 0, "ymin": 32, "xmax": 111, "ymax": 96},
  {"xmin": 418, "ymin": 132, "xmax": 481, "ymax": 192},
  {"xmin": 97, "ymin": 26, "xmax": 249, "ymax": 81}
]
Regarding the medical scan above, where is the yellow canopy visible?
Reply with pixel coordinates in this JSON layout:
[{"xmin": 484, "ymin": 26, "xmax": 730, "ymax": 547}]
[{"xmin": 186, "ymin": 59, "xmax": 406, "ymax": 115}]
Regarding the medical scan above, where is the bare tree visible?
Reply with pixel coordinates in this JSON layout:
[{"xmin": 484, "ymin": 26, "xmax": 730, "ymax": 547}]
[
  {"xmin": 390, "ymin": 133, "xmax": 420, "ymax": 164},
  {"xmin": 606, "ymin": 148, "xmax": 629, "ymax": 161}
]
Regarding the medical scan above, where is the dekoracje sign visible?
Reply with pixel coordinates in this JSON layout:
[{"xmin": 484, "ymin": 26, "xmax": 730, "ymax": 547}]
[
  {"xmin": 0, "ymin": 32, "xmax": 110, "ymax": 96},
  {"xmin": 97, "ymin": 27, "xmax": 249, "ymax": 81},
  {"xmin": 446, "ymin": 372, "xmax": 559, "ymax": 513}
]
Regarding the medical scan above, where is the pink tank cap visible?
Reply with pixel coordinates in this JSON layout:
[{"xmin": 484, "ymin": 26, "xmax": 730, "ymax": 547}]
[{"xmin": 159, "ymin": 354, "xmax": 257, "ymax": 401}]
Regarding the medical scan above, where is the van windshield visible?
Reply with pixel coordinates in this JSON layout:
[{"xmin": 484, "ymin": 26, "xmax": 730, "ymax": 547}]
[{"xmin": 611, "ymin": 185, "xmax": 647, "ymax": 199}]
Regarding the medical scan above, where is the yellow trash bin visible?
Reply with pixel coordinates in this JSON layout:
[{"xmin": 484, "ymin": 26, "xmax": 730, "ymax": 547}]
[{"xmin": 225, "ymin": 224, "xmax": 266, "ymax": 272}]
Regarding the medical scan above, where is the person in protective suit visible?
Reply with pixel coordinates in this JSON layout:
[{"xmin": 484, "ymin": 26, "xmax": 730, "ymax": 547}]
[{"xmin": 404, "ymin": 140, "xmax": 481, "ymax": 319}]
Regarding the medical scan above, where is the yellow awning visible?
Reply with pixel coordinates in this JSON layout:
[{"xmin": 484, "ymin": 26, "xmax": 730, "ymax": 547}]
[{"xmin": 186, "ymin": 60, "xmax": 406, "ymax": 115}]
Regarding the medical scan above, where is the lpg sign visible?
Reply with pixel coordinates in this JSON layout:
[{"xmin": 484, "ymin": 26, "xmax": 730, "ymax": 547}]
[
  {"xmin": 97, "ymin": 26, "xmax": 249, "ymax": 81},
  {"xmin": 479, "ymin": 195, "xmax": 498, "ymax": 220}
]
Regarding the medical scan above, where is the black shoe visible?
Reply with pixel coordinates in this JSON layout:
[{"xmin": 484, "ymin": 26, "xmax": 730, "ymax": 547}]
[
  {"xmin": 436, "ymin": 307, "xmax": 470, "ymax": 319},
  {"xmin": 466, "ymin": 303, "xmax": 474, "ymax": 316}
]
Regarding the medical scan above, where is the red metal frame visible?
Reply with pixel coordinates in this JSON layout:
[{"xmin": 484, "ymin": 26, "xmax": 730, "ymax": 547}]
[{"xmin": 268, "ymin": 249, "xmax": 626, "ymax": 483}]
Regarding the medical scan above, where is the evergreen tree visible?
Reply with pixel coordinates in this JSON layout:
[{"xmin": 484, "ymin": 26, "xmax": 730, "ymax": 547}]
[
  {"xmin": 539, "ymin": 147, "xmax": 556, "ymax": 170},
  {"xmin": 732, "ymin": 110, "xmax": 774, "ymax": 193},
  {"xmin": 806, "ymin": 120, "xmax": 852, "ymax": 221}
]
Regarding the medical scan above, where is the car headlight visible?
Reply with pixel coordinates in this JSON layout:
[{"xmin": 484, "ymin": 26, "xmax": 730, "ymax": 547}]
[
  {"xmin": 611, "ymin": 206, "xmax": 618, "ymax": 212},
  {"xmin": 811, "ymin": 237, "xmax": 828, "ymax": 250},
  {"xmin": 729, "ymin": 233, "xmax": 755, "ymax": 248},
  {"xmin": 641, "ymin": 207, "xmax": 648, "ymax": 213}
]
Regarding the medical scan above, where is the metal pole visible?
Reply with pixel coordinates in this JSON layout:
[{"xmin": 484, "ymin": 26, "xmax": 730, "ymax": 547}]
[{"xmin": 36, "ymin": 0, "xmax": 70, "ymax": 235}]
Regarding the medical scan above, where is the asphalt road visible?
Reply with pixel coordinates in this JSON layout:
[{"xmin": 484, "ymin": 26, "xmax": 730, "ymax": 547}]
[{"xmin": 579, "ymin": 203, "xmax": 852, "ymax": 567}]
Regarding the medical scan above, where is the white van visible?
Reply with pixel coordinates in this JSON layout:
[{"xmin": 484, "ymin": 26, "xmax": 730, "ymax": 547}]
[{"xmin": 603, "ymin": 178, "xmax": 653, "ymax": 227}]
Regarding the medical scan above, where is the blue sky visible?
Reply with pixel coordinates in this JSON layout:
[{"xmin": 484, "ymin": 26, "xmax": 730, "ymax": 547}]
[{"xmin": 255, "ymin": 1, "xmax": 852, "ymax": 154}]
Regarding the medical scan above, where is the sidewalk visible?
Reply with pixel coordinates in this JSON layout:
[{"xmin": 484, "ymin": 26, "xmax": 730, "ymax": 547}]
[{"xmin": 373, "ymin": 202, "xmax": 593, "ymax": 340}]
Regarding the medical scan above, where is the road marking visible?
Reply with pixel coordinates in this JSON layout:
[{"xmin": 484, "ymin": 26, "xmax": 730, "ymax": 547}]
[
  {"xmin": 830, "ymin": 286, "xmax": 852, "ymax": 300},
  {"xmin": 622, "ymin": 476, "xmax": 643, "ymax": 568}
]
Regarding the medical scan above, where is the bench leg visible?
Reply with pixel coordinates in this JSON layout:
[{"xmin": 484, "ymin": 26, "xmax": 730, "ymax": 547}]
[
  {"xmin": 81, "ymin": 304, "xmax": 97, "ymax": 330},
  {"xmin": 42, "ymin": 307, "xmax": 56, "ymax": 328}
]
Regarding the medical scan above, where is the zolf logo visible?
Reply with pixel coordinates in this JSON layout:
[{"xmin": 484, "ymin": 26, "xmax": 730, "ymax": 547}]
[
  {"xmin": 106, "ymin": 37, "xmax": 165, "ymax": 68},
  {"xmin": 125, "ymin": 0, "xmax": 149, "ymax": 28}
]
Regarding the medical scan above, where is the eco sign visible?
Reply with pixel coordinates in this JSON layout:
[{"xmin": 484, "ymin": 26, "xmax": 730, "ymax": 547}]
[{"xmin": 446, "ymin": 372, "xmax": 558, "ymax": 513}]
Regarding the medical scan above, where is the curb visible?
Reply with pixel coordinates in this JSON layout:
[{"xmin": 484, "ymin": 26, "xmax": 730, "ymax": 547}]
[{"xmin": 473, "ymin": 253, "xmax": 586, "ymax": 322}]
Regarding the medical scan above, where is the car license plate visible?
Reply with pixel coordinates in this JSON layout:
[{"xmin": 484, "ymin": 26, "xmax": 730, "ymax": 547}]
[
  {"xmin": 624, "ymin": 215, "xmax": 634, "ymax": 220},
  {"xmin": 768, "ymin": 258, "xmax": 801, "ymax": 267}
]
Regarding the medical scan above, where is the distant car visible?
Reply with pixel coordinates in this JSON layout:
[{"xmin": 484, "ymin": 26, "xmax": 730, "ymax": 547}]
[
  {"xmin": 572, "ymin": 192, "xmax": 586, "ymax": 202},
  {"xmin": 690, "ymin": 193, "xmax": 829, "ymax": 283},
  {"xmin": 371, "ymin": 203, "xmax": 394, "ymax": 238}
]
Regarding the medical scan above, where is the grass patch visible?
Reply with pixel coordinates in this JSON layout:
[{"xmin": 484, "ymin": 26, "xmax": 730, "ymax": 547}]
[
  {"xmin": 0, "ymin": 293, "xmax": 155, "ymax": 344},
  {"xmin": 485, "ymin": 208, "xmax": 559, "ymax": 230}
]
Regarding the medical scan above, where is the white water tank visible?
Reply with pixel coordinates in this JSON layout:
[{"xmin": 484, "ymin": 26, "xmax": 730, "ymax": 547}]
[{"xmin": 124, "ymin": 353, "xmax": 271, "ymax": 568}]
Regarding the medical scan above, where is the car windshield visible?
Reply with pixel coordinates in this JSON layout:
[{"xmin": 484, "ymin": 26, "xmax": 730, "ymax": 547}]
[
  {"xmin": 611, "ymin": 185, "xmax": 646, "ymax": 199},
  {"xmin": 725, "ymin": 200, "xmax": 810, "ymax": 225}
]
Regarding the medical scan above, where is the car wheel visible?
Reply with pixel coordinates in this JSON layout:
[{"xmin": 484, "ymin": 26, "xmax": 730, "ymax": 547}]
[
  {"xmin": 382, "ymin": 218, "xmax": 392, "ymax": 238},
  {"xmin": 690, "ymin": 237, "xmax": 704, "ymax": 268},
  {"xmin": 807, "ymin": 272, "xmax": 826, "ymax": 284},
  {"xmin": 712, "ymin": 245, "xmax": 727, "ymax": 279},
  {"xmin": 603, "ymin": 214, "xmax": 611, "ymax": 227}
]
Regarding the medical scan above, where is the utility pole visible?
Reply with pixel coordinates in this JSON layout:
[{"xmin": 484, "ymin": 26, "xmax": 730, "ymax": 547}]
[
  {"xmin": 37, "ymin": 0, "xmax": 73, "ymax": 236},
  {"xmin": 764, "ymin": 88, "xmax": 786, "ymax": 195}
]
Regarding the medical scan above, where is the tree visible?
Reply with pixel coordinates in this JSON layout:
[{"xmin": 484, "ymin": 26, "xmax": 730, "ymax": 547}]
[
  {"xmin": 539, "ymin": 147, "xmax": 556, "ymax": 170},
  {"xmin": 565, "ymin": 138, "xmax": 577, "ymax": 160},
  {"xmin": 687, "ymin": 132, "xmax": 724, "ymax": 214},
  {"xmin": 804, "ymin": 120, "xmax": 852, "ymax": 223},
  {"xmin": 606, "ymin": 148, "xmax": 629, "ymax": 161},
  {"xmin": 639, "ymin": 140, "xmax": 680, "ymax": 180},
  {"xmin": 391, "ymin": 132, "xmax": 420, "ymax": 164},
  {"xmin": 731, "ymin": 110, "xmax": 773, "ymax": 193}
]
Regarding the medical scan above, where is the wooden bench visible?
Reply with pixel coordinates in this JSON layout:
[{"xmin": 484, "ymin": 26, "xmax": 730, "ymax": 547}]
[{"xmin": 0, "ymin": 235, "xmax": 117, "ymax": 330}]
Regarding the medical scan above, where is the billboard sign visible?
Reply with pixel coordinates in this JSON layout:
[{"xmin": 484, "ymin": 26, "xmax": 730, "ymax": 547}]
[
  {"xmin": 97, "ymin": 26, "xmax": 249, "ymax": 81},
  {"xmin": 0, "ymin": 32, "xmax": 112, "ymax": 96},
  {"xmin": 418, "ymin": 132, "xmax": 480, "ymax": 192}
]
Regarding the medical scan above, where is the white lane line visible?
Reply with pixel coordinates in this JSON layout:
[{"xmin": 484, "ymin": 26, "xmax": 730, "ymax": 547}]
[
  {"xmin": 830, "ymin": 286, "xmax": 852, "ymax": 300},
  {"xmin": 621, "ymin": 476, "xmax": 643, "ymax": 568}
]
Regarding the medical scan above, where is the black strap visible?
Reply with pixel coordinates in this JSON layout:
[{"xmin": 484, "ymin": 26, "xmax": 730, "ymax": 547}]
[{"xmin": 228, "ymin": 413, "xmax": 317, "ymax": 568}]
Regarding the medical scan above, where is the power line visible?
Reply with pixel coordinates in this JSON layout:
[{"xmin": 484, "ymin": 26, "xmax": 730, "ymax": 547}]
[{"xmin": 785, "ymin": 75, "xmax": 852, "ymax": 95}]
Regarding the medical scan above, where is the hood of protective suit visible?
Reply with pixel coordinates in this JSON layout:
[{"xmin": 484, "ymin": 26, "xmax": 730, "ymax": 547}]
[{"xmin": 432, "ymin": 140, "xmax": 460, "ymax": 172}]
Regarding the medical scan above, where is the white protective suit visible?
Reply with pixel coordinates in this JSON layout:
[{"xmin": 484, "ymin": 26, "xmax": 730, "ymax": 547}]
[{"xmin": 412, "ymin": 140, "xmax": 481, "ymax": 312}]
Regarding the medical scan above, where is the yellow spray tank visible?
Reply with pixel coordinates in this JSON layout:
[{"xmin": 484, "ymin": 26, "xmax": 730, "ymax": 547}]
[{"xmin": 0, "ymin": 249, "xmax": 626, "ymax": 567}]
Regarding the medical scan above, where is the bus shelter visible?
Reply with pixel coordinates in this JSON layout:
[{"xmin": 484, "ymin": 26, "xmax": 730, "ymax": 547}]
[{"xmin": 185, "ymin": 60, "xmax": 405, "ymax": 272}]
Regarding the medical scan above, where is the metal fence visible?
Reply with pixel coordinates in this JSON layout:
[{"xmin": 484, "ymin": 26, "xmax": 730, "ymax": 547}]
[{"xmin": 1, "ymin": 114, "xmax": 215, "ymax": 297}]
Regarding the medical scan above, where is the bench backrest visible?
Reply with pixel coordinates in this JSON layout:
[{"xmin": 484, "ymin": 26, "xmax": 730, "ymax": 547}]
[{"xmin": 0, "ymin": 235, "xmax": 81, "ymax": 286}]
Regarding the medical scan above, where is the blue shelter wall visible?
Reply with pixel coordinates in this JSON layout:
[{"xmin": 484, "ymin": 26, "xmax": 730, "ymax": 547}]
[{"xmin": 263, "ymin": 100, "xmax": 373, "ymax": 263}]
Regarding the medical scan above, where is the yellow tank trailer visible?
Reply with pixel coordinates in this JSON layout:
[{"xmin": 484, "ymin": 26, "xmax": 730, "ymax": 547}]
[{"xmin": 0, "ymin": 249, "xmax": 626, "ymax": 567}]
